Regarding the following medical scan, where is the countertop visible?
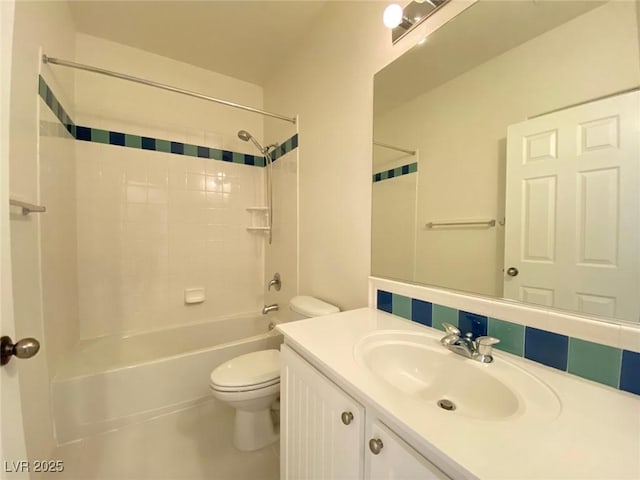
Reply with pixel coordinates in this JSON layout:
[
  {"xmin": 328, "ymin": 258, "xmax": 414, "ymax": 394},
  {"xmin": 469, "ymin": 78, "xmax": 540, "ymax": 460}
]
[{"xmin": 277, "ymin": 308, "xmax": 640, "ymax": 480}]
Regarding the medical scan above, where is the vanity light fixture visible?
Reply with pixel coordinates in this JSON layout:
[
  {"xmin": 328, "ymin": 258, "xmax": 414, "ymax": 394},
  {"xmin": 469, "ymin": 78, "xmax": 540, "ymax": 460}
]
[
  {"xmin": 383, "ymin": 0, "xmax": 450, "ymax": 44},
  {"xmin": 383, "ymin": 4, "xmax": 404, "ymax": 29}
]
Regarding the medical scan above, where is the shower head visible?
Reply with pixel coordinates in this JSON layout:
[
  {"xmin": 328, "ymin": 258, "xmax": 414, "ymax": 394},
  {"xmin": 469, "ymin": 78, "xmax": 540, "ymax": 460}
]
[
  {"xmin": 237, "ymin": 130, "xmax": 252, "ymax": 142},
  {"xmin": 237, "ymin": 129, "xmax": 266, "ymax": 154}
]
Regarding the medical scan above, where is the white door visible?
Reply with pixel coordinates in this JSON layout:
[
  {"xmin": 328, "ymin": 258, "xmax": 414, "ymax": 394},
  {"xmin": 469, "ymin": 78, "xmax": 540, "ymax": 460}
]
[
  {"xmin": 281, "ymin": 344, "xmax": 365, "ymax": 480},
  {"xmin": 365, "ymin": 420, "xmax": 449, "ymax": 480},
  {"xmin": 1, "ymin": 0, "xmax": 30, "ymax": 476},
  {"xmin": 504, "ymin": 91, "xmax": 640, "ymax": 322}
]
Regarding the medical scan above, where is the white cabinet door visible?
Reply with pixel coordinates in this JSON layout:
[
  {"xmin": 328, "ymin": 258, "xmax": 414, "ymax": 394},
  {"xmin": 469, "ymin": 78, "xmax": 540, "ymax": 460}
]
[
  {"xmin": 281, "ymin": 344, "xmax": 365, "ymax": 480},
  {"xmin": 504, "ymin": 90, "xmax": 640, "ymax": 321},
  {"xmin": 365, "ymin": 420, "xmax": 450, "ymax": 480}
]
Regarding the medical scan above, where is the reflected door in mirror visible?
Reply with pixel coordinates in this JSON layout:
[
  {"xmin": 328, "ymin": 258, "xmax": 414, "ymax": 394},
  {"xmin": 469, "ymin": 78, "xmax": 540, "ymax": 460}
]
[{"xmin": 504, "ymin": 90, "xmax": 640, "ymax": 322}]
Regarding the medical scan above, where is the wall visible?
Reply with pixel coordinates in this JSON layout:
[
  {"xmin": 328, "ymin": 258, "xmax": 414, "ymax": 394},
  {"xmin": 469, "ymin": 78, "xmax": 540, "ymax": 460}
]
[
  {"xmin": 371, "ymin": 169, "xmax": 416, "ymax": 282},
  {"xmin": 374, "ymin": 1, "xmax": 640, "ymax": 298},
  {"xmin": 38, "ymin": 83, "xmax": 79, "ymax": 377},
  {"xmin": 9, "ymin": 0, "xmax": 76, "ymax": 461},
  {"xmin": 264, "ymin": 131, "xmax": 299, "ymax": 320},
  {"xmin": 264, "ymin": 1, "xmax": 473, "ymax": 310},
  {"xmin": 73, "ymin": 34, "xmax": 269, "ymax": 339}
]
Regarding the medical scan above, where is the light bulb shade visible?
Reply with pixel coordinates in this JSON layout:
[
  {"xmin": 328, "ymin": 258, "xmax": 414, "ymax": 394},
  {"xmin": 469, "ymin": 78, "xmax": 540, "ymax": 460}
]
[{"xmin": 383, "ymin": 4, "xmax": 403, "ymax": 29}]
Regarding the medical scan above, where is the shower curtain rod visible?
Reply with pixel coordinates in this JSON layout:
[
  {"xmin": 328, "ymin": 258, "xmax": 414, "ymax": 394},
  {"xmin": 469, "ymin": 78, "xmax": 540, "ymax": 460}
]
[
  {"xmin": 373, "ymin": 141, "xmax": 416, "ymax": 156},
  {"xmin": 42, "ymin": 54, "xmax": 297, "ymax": 125}
]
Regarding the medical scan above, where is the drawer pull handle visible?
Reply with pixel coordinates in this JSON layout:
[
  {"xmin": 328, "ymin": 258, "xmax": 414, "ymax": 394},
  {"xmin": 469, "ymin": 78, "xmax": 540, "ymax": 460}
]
[
  {"xmin": 369, "ymin": 438, "xmax": 384, "ymax": 455},
  {"xmin": 341, "ymin": 411, "xmax": 354, "ymax": 425}
]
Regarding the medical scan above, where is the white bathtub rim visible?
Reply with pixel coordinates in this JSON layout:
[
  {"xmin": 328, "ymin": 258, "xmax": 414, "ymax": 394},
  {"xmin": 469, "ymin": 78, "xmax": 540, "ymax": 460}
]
[
  {"xmin": 54, "ymin": 331, "xmax": 283, "ymax": 382},
  {"xmin": 53, "ymin": 395, "xmax": 221, "ymax": 446},
  {"xmin": 78, "ymin": 309, "xmax": 269, "ymax": 343}
]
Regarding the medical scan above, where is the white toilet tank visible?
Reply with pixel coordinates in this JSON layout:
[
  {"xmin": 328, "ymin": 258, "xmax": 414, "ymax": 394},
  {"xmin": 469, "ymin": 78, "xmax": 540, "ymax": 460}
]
[{"xmin": 289, "ymin": 295, "xmax": 339, "ymax": 320}]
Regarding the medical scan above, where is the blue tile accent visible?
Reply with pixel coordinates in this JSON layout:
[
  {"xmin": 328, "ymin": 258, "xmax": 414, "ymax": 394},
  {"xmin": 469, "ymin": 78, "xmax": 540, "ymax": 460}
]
[
  {"xmin": 458, "ymin": 311, "xmax": 488, "ymax": 337},
  {"xmin": 109, "ymin": 131, "xmax": 125, "ymax": 146},
  {"xmin": 620, "ymin": 350, "xmax": 640, "ymax": 395},
  {"xmin": 411, "ymin": 299, "xmax": 432, "ymax": 327},
  {"xmin": 170, "ymin": 141, "xmax": 184, "ymax": 154},
  {"xmin": 377, "ymin": 290, "xmax": 393, "ymax": 314},
  {"xmin": 45, "ymin": 87, "xmax": 53, "ymax": 108},
  {"xmin": 373, "ymin": 162, "xmax": 418, "ymax": 183},
  {"xmin": 197, "ymin": 146, "xmax": 209, "ymax": 158},
  {"xmin": 75, "ymin": 126, "xmax": 91, "ymax": 142},
  {"xmin": 525, "ymin": 327, "xmax": 568, "ymax": 371},
  {"xmin": 141, "ymin": 137, "xmax": 156, "ymax": 150},
  {"xmin": 38, "ymin": 75, "xmax": 294, "ymax": 168},
  {"xmin": 374, "ymin": 285, "xmax": 638, "ymax": 395}
]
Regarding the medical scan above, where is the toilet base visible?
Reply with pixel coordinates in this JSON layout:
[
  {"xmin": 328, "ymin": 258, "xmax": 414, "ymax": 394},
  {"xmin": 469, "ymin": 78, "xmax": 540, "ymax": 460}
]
[{"xmin": 233, "ymin": 408, "xmax": 278, "ymax": 451}]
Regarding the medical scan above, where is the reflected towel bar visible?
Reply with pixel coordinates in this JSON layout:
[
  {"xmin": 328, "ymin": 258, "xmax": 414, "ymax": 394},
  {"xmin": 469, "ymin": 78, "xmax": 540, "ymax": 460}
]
[
  {"xmin": 373, "ymin": 141, "xmax": 416, "ymax": 156},
  {"xmin": 10, "ymin": 199, "xmax": 46, "ymax": 215},
  {"xmin": 426, "ymin": 219, "xmax": 496, "ymax": 228}
]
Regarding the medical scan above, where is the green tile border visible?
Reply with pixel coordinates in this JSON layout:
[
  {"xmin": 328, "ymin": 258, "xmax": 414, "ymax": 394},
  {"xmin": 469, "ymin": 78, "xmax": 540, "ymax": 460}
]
[
  {"xmin": 38, "ymin": 75, "xmax": 296, "ymax": 168},
  {"xmin": 373, "ymin": 162, "xmax": 418, "ymax": 183},
  {"xmin": 432, "ymin": 305, "xmax": 458, "ymax": 331},
  {"xmin": 568, "ymin": 338, "xmax": 622, "ymax": 388}
]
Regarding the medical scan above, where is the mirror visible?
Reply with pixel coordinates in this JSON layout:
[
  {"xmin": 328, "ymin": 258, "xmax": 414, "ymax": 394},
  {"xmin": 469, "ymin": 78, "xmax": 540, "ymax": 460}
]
[{"xmin": 372, "ymin": 0, "xmax": 640, "ymax": 324}]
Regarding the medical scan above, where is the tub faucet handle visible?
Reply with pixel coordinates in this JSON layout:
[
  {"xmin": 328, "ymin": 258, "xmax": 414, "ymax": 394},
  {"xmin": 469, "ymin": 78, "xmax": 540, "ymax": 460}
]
[
  {"xmin": 268, "ymin": 273, "xmax": 281, "ymax": 291},
  {"xmin": 442, "ymin": 322, "xmax": 460, "ymax": 336}
]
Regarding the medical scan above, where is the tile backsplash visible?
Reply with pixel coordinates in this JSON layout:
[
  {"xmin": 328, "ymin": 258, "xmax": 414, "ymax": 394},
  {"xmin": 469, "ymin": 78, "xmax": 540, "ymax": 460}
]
[
  {"xmin": 40, "ymin": 73, "xmax": 298, "ymax": 338},
  {"xmin": 376, "ymin": 288, "xmax": 640, "ymax": 396}
]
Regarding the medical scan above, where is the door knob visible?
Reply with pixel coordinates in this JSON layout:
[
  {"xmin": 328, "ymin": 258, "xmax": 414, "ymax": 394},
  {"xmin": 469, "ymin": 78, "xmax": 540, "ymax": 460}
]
[
  {"xmin": 506, "ymin": 267, "xmax": 519, "ymax": 277},
  {"xmin": 1, "ymin": 336, "xmax": 40, "ymax": 366}
]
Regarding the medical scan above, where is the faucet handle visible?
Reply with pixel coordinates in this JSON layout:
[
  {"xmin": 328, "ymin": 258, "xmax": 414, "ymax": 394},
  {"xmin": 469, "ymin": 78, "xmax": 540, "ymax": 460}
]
[
  {"xmin": 442, "ymin": 323, "xmax": 460, "ymax": 336},
  {"xmin": 476, "ymin": 336, "xmax": 500, "ymax": 356}
]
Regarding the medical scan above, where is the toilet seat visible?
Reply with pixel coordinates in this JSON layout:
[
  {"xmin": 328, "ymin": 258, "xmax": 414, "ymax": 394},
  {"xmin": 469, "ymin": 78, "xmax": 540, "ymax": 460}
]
[
  {"xmin": 210, "ymin": 349, "xmax": 280, "ymax": 392},
  {"xmin": 210, "ymin": 377, "xmax": 280, "ymax": 393}
]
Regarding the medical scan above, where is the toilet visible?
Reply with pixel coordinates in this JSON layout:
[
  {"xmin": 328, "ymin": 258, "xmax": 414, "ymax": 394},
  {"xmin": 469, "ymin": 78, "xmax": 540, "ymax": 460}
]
[{"xmin": 209, "ymin": 295, "xmax": 339, "ymax": 451}]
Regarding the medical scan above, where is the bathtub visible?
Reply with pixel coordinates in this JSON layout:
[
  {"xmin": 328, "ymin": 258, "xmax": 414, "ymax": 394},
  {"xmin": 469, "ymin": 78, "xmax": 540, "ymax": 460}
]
[{"xmin": 52, "ymin": 315, "xmax": 282, "ymax": 444}]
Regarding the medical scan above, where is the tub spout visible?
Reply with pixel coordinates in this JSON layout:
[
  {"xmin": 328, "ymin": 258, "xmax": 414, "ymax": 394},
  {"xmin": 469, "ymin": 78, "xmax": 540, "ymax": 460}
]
[{"xmin": 262, "ymin": 304, "xmax": 279, "ymax": 315}]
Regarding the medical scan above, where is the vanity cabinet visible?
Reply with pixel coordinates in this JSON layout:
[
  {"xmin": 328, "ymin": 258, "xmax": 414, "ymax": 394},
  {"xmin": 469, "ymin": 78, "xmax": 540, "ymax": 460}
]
[{"xmin": 281, "ymin": 344, "xmax": 450, "ymax": 480}]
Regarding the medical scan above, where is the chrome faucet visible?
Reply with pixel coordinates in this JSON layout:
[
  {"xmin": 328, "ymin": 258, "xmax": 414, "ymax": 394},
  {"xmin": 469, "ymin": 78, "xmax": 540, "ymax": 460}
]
[
  {"xmin": 440, "ymin": 322, "xmax": 500, "ymax": 363},
  {"xmin": 262, "ymin": 304, "xmax": 279, "ymax": 315},
  {"xmin": 268, "ymin": 273, "xmax": 281, "ymax": 291}
]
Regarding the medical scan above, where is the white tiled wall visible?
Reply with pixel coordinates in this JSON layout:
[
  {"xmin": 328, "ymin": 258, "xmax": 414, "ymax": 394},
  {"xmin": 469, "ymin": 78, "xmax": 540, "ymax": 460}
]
[
  {"xmin": 76, "ymin": 141, "xmax": 265, "ymax": 338},
  {"xmin": 39, "ymin": 103, "xmax": 79, "ymax": 374},
  {"xmin": 73, "ymin": 34, "xmax": 270, "ymax": 339}
]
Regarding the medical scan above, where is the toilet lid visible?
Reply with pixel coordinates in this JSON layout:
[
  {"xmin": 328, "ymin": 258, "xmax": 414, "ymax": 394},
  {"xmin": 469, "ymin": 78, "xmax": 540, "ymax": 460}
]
[{"xmin": 210, "ymin": 349, "xmax": 280, "ymax": 389}]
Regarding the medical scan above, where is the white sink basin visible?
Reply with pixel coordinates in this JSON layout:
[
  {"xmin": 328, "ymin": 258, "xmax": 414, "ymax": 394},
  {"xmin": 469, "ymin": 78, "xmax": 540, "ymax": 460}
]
[{"xmin": 354, "ymin": 330, "xmax": 561, "ymax": 421}]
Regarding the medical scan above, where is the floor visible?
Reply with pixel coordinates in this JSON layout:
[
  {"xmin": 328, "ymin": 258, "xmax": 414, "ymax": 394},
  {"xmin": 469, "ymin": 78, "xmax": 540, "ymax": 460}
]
[{"xmin": 51, "ymin": 400, "xmax": 280, "ymax": 480}]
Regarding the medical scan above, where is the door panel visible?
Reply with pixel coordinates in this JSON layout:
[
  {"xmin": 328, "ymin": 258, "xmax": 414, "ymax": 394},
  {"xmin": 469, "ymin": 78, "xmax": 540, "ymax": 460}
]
[
  {"xmin": 1, "ymin": 0, "xmax": 29, "ymax": 472},
  {"xmin": 504, "ymin": 90, "xmax": 640, "ymax": 321},
  {"xmin": 281, "ymin": 345, "xmax": 365, "ymax": 480}
]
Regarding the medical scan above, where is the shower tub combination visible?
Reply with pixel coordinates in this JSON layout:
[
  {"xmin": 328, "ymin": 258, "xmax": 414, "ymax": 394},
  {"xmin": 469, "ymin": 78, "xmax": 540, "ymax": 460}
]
[{"xmin": 52, "ymin": 314, "xmax": 282, "ymax": 444}]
